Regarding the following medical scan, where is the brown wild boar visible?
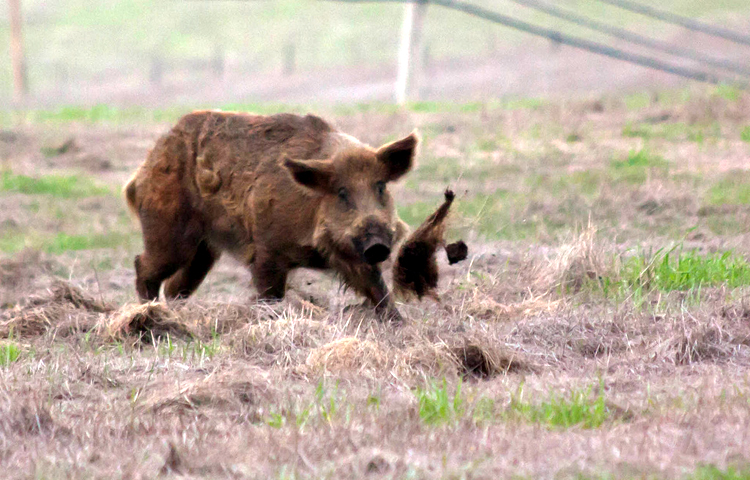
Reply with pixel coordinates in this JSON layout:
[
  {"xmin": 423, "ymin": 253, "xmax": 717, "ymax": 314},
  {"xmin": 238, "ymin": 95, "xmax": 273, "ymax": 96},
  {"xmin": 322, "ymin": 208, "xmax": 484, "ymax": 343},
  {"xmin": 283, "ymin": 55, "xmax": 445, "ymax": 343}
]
[{"xmin": 124, "ymin": 111, "xmax": 417, "ymax": 321}]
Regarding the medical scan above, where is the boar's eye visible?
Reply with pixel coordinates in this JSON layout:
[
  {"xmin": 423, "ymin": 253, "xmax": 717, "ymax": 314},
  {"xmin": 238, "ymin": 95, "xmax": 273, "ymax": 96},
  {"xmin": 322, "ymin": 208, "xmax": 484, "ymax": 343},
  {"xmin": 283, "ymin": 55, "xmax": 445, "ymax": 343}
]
[{"xmin": 375, "ymin": 181, "xmax": 386, "ymax": 198}]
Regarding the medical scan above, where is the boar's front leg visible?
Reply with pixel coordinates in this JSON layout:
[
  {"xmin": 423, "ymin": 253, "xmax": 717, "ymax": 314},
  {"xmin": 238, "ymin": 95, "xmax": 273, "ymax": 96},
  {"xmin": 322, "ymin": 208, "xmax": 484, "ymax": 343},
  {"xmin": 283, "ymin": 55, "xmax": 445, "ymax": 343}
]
[
  {"xmin": 251, "ymin": 251, "xmax": 290, "ymax": 300},
  {"xmin": 352, "ymin": 265, "xmax": 403, "ymax": 323}
]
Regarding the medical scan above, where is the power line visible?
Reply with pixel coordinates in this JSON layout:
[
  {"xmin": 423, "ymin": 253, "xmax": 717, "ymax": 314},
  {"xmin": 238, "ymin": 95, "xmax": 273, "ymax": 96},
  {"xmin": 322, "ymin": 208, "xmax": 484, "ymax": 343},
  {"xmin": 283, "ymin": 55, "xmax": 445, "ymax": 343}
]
[
  {"xmin": 325, "ymin": 0, "xmax": 741, "ymax": 87},
  {"xmin": 507, "ymin": 0, "xmax": 750, "ymax": 79},
  {"xmin": 596, "ymin": 0, "xmax": 750, "ymax": 48}
]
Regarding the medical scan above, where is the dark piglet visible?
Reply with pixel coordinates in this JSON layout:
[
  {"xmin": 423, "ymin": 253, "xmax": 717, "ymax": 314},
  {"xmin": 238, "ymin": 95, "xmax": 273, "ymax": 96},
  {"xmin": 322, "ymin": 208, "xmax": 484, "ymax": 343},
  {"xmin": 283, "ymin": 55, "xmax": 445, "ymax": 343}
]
[{"xmin": 392, "ymin": 189, "xmax": 468, "ymax": 300}]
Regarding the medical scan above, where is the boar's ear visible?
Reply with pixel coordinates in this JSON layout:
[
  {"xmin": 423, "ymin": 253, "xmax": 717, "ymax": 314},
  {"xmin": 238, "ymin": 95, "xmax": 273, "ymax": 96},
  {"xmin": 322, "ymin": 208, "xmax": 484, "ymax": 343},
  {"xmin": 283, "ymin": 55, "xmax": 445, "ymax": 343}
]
[
  {"xmin": 283, "ymin": 158, "xmax": 335, "ymax": 192},
  {"xmin": 377, "ymin": 130, "xmax": 419, "ymax": 182}
]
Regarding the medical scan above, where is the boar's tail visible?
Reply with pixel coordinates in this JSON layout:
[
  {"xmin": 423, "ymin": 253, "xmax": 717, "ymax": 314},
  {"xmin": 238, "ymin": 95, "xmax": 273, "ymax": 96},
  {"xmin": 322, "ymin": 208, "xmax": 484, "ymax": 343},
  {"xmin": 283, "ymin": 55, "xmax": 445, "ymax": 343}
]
[{"xmin": 123, "ymin": 172, "xmax": 140, "ymax": 222}]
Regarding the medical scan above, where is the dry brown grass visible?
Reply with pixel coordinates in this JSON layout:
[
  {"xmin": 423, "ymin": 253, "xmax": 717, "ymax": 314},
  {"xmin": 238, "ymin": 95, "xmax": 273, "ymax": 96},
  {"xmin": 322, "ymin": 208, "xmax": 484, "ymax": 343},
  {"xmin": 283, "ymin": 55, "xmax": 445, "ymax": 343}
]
[
  {"xmin": 305, "ymin": 337, "xmax": 389, "ymax": 375},
  {"xmin": 535, "ymin": 223, "xmax": 617, "ymax": 294},
  {"xmin": 141, "ymin": 364, "xmax": 274, "ymax": 413},
  {"xmin": 98, "ymin": 301, "xmax": 195, "ymax": 344},
  {"xmin": 0, "ymin": 280, "xmax": 107, "ymax": 337}
]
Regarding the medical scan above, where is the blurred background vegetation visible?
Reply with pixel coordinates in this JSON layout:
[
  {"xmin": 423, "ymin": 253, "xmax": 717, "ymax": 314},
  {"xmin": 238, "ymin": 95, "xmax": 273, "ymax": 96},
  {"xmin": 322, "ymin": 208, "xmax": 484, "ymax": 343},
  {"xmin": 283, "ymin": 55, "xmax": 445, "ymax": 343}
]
[{"xmin": 1, "ymin": 0, "xmax": 749, "ymax": 107}]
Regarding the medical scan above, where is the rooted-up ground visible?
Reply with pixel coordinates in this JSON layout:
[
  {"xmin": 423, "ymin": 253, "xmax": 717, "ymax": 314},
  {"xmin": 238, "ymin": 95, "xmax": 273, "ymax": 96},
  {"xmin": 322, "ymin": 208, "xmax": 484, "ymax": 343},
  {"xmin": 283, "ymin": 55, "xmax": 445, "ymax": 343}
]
[{"xmin": 2, "ymin": 87, "xmax": 750, "ymax": 479}]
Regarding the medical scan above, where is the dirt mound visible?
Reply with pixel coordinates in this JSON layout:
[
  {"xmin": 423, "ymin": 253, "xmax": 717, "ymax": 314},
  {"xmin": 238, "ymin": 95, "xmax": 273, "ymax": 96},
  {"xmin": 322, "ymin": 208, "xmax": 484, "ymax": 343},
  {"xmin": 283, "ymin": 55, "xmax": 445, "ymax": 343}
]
[{"xmin": 395, "ymin": 337, "xmax": 529, "ymax": 379}]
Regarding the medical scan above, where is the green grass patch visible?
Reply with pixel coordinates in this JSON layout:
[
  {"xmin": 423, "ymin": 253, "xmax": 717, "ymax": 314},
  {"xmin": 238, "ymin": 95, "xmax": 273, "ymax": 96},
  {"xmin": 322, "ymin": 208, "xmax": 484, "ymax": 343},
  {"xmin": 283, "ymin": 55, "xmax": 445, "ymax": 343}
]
[
  {"xmin": 0, "ymin": 230, "xmax": 134, "ymax": 255},
  {"xmin": 741, "ymin": 126, "xmax": 750, "ymax": 143},
  {"xmin": 688, "ymin": 465, "xmax": 750, "ymax": 480},
  {"xmin": 1, "ymin": 98, "xmax": 546, "ymax": 127},
  {"xmin": 609, "ymin": 149, "xmax": 669, "ymax": 184},
  {"xmin": 496, "ymin": 97, "xmax": 546, "ymax": 110},
  {"xmin": 476, "ymin": 137, "xmax": 499, "ymax": 152},
  {"xmin": 0, "ymin": 342, "xmax": 21, "ymax": 366},
  {"xmin": 705, "ymin": 172, "xmax": 750, "ymax": 205},
  {"xmin": 713, "ymin": 84, "xmax": 741, "ymax": 102},
  {"xmin": 600, "ymin": 247, "xmax": 750, "ymax": 299},
  {"xmin": 526, "ymin": 171, "xmax": 604, "ymax": 198},
  {"xmin": 622, "ymin": 123, "xmax": 652, "ymax": 139},
  {"xmin": 623, "ymin": 92, "xmax": 651, "ymax": 110},
  {"xmin": 508, "ymin": 387, "xmax": 609, "ymax": 429},
  {"xmin": 1, "ymin": 171, "xmax": 110, "ymax": 198},
  {"xmin": 44, "ymin": 232, "xmax": 133, "ymax": 254},
  {"xmin": 622, "ymin": 122, "xmax": 717, "ymax": 144},
  {"xmin": 0, "ymin": 229, "xmax": 26, "ymax": 254},
  {"xmin": 415, "ymin": 379, "xmax": 464, "ymax": 425},
  {"xmin": 3, "ymin": 103, "xmax": 304, "ymax": 126}
]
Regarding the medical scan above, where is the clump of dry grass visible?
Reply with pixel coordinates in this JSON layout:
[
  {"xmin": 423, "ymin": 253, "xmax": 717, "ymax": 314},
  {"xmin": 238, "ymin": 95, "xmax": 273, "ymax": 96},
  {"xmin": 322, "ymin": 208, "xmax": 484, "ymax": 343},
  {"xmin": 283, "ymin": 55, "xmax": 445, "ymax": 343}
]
[
  {"xmin": 141, "ymin": 364, "xmax": 274, "ymax": 413},
  {"xmin": 0, "ymin": 390, "xmax": 63, "ymax": 438},
  {"xmin": 331, "ymin": 448, "xmax": 405, "ymax": 478},
  {"xmin": 453, "ymin": 342, "xmax": 529, "ymax": 377},
  {"xmin": 464, "ymin": 291, "xmax": 563, "ymax": 322},
  {"xmin": 678, "ymin": 91, "xmax": 750, "ymax": 125},
  {"xmin": 39, "ymin": 280, "xmax": 113, "ymax": 313},
  {"xmin": 0, "ymin": 305, "xmax": 56, "ymax": 337},
  {"xmin": 98, "ymin": 302, "xmax": 195, "ymax": 344},
  {"xmin": 171, "ymin": 302, "xmax": 256, "ymax": 335},
  {"xmin": 233, "ymin": 312, "xmax": 337, "ymax": 367},
  {"xmin": 672, "ymin": 323, "xmax": 731, "ymax": 365},
  {"xmin": 0, "ymin": 280, "xmax": 108, "ymax": 337},
  {"xmin": 304, "ymin": 337, "xmax": 389, "ymax": 375},
  {"xmin": 395, "ymin": 337, "xmax": 528, "ymax": 379},
  {"xmin": 535, "ymin": 224, "xmax": 616, "ymax": 293}
]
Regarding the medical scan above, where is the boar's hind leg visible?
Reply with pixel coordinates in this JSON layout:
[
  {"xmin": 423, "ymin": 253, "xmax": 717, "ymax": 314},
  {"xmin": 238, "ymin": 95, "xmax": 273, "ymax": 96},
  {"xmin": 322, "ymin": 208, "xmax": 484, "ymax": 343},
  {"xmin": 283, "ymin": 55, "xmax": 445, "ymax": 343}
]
[
  {"xmin": 251, "ymin": 253, "xmax": 289, "ymax": 300},
  {"xmin": 163, "ymin": 241, "xmax": 219, "ymax": 300}
]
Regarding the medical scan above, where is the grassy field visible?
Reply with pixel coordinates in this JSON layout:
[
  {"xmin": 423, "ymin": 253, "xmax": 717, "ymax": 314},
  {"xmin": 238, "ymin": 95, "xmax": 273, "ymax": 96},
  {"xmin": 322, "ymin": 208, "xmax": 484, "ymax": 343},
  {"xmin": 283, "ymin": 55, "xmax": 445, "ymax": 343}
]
[{"xmin": 2, "ymin": 85, "xmax": 750, "ymax": 478}]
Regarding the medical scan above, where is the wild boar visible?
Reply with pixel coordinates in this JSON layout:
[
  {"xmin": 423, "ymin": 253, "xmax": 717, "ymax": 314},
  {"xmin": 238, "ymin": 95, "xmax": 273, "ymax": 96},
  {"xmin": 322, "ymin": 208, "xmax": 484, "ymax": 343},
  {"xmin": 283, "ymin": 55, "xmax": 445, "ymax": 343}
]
[{"xmin": 124, "ymin": 110, "xmax": 417, "ymax": 321}]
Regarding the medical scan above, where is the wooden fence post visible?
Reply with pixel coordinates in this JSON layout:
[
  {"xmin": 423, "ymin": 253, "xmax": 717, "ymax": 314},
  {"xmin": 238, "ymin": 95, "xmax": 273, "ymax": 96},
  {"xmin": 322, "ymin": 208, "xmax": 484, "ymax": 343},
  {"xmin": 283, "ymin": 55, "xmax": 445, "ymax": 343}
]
[
  {"xmin": 9, "ymin": 0, "xmax": 27, "ymax": 102},
  {"xmin": 395, "ymin": 0, "xmax": 427, "ymax": 104}
]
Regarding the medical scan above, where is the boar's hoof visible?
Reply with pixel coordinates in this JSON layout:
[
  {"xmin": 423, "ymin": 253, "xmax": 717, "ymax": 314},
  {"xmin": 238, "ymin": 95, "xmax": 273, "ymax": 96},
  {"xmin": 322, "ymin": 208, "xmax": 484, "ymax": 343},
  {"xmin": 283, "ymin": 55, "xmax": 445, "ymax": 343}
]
[
  {"xmin": 380, "ymin": 307, "xmax": 404, "ymax": 325},
  {"xmin": 445, "ymin": 240, "xmax": 468, "ymax": 265}
]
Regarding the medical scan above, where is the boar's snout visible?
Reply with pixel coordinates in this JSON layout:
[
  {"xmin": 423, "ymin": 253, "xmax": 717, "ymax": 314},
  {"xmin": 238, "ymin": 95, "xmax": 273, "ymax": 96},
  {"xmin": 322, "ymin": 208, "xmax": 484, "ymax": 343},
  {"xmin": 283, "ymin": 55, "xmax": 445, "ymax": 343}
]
[
  {"xmin": 356, "ymin": 219, "xmax": 394, "ymax": 265},
  {"xmin": 363, "ymin": 237, "xmax": 391, "ymax": 265}
]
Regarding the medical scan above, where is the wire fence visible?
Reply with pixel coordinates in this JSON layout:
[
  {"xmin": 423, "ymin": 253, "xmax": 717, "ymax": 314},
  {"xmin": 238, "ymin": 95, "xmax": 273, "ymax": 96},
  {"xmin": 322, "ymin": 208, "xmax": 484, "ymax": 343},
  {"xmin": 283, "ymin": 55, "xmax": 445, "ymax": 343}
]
[
  {"xmin": 596, "ymin": 0, "xmax": 750, "ymax": 47},
  {"xmin": 508, "ymin": 0, "xmax": 750, "ymax": 79},
  {"xmin": 330, "ymin": 0, "xmax": 748, "ymax": 88}
]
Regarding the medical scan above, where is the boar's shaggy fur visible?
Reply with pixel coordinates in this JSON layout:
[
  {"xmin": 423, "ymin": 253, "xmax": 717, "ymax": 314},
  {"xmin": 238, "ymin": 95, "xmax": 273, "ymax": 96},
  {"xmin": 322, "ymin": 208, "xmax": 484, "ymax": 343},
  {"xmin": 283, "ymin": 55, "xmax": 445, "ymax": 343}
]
[{"xmin": 124, "ymin": 111, "xmax": 417, "ymax": 321}]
